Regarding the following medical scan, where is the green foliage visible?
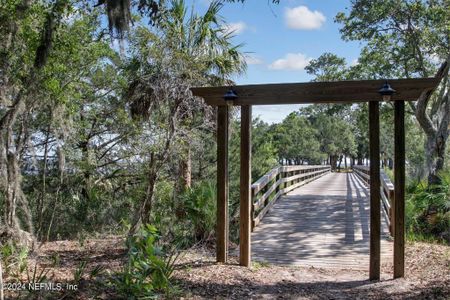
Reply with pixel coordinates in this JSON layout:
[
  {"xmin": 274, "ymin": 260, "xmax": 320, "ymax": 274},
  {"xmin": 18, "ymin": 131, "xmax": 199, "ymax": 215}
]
[
  {"xmin": 406, "ymin": 171, "xmax": 450, "ymax": 243},
  {"xmin": 182, "ymin": 181, "xmax": 217, "ymax": 243},
  {"xmin": 305, "ymin": 52, "xmax": 348, "ymax": 81},
  {"xmin": 0, "ymin": 244, "xmax": 28, "ymax": 277},
  {"xmin": 251, "ymin": 119, "xmax": 279, "ymax": 179},
  {"xmin": 113, "ymin": 224, "xmax": 178, "ymax": 298},
  {"xmin": 25, "ymin": 263, "xmax": 51, "ymax": 297},
  {"xmin": 73, "ymin": 260, "xmax": 87, "ymax": 284},
  {"xmin": 273, "ymin": 112, "xmax": 324, "ymax": 165},
  {"xmin": 383, "ymin": 167, "xmax": 394, "ymax": 183}
]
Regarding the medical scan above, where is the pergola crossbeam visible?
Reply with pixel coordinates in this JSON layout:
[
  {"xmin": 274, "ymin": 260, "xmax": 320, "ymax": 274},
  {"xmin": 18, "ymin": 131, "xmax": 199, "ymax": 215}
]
[{"xmin": 191, "ymin": 78, "xmax": 440, "ymax": 106}]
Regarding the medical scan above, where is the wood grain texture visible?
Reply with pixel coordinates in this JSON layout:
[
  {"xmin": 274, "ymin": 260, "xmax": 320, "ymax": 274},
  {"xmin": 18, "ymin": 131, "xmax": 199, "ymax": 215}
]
[
  {"xmin": 252, "ymin": 168, "xmax": 331, "ymax": 226},
  {"xmin": 216, "ymin": 106, "xmax": 229, "ymax": 263},
  {"xmin": 394, "ymin": 101, "xmax": 405, "ymax": 278},
  {"xmin": 250, "ymin": 173, "xmax": 392, "ymax": 270},
  {"xmin": 240, "ymin": 105, "xmax": 252, "ymax": 267},
  {"xmin": 191, "ymin": 78, "xmax": 440, "ymax": 106},
  {"xmin": 369, "ymin": 101, "xmax": 381, "ymax": 280}
]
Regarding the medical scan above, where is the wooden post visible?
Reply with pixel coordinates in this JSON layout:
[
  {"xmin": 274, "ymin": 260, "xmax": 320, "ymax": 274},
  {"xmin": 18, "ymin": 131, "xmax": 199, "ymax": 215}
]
[
  {"xmin": 240, "ymin": 105, "xmax": 252, "ymax": 267},
  {"xmin": 217, "ymin": 106, "xmax": 229, "ymax": 263},
  {"xmin": 394, "ymin": 100, "xmax": 405, "ymax": 278},
  {"xmin": 369, "ymin": 101, "xmax": 381, "ymax": 280}
]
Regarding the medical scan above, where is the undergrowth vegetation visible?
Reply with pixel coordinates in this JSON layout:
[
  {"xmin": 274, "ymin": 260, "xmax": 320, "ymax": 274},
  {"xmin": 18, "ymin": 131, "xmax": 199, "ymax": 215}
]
[
  {"xmin": 113, "ymin": 224, "xmax": 178, "ymax": 298},
  {"xmin": 406, "ymin": 171, "xmax": 450, "ymax": 243}
]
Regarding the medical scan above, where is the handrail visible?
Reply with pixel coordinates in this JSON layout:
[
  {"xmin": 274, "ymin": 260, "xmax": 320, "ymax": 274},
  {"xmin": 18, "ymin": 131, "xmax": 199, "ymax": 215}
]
[
  {"xmin": 251, "ymin": 165, "xmax": 331, "ymax": 230},
  {"xmin": 352, "ymin": 165, "xmax": 394, "ymax": 235}
]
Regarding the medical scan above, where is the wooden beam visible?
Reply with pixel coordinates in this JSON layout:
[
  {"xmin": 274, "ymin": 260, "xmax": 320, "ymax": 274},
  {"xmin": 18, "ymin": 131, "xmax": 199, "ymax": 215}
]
[
  {"xmin": 240, "ymin": 105, "xmax": 252, "ymax": 267},
  {"xmin": 217, "ymin": 106, "xmax": 229, "ymax": 263},
  {"xmin": 369, "ymin": 101, "xmax": 381, "ymax": 280},
  {"xmin": 191, "ymin": 78, "xmax": 440, "ymax": 106},
  {"xmin": 394, "ymin": 100, "xmax": 405, "ymax": 278}
]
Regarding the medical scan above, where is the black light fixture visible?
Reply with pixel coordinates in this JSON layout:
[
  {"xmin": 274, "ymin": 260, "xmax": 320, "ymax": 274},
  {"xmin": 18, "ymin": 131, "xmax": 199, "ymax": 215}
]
[
  {"xmin": 223, "ymin": 89, "xmax": 238, "ymax": 106},
  {"xmin": 378, "ymin": 81, "xmax": 396, "ymax": 101}
]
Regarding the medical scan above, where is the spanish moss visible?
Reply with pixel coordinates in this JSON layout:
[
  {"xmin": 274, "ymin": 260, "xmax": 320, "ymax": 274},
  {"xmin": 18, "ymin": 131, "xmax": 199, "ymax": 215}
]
[{"xmin": 106, "ymin": 0, "xmax": 132, "ymax": 39}]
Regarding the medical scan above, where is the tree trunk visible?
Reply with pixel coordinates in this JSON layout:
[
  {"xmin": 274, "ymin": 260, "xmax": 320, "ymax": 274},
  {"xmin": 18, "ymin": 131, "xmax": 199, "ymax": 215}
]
[
  {"xmin": 414, "ymin": 62, "xmax": 449, "ymax": 185},
  {"xmin": 0, "ymin": 3, "xmax": 64, "ymax": 246},
  {"xmin": 425, "ymin": 128, "xmax": 449, "ymax": 185},
  {"xmin": 330, "ymin": 155, "xmax": 338, "ymax": 171},
  {"xmin": 179, "ymin": 144, "xmax": 192, "ymax": 191},
  {"xmin": 37, "ymin": 124, "xmax": 51, "ymax": 238},
  {"xmin": 130, "ymin": 152, "xmax": 158, "ymax": 233},
  {"xmin": 45, "ymin": 145, "xmax": 65, "ymax": 242}
]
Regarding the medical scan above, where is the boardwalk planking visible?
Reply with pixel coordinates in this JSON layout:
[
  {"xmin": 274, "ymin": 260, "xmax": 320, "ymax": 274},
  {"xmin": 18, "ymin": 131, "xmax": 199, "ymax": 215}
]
[{"xmin": 251, "ymin": 172, "xmax": 392, "ymax": 269}]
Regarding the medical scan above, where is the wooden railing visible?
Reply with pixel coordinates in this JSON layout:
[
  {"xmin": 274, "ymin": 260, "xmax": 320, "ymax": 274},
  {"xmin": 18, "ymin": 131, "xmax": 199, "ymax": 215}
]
[
  {"xmin": 353, "ymin": 165, "xmax": 394, "ymax": 235},
  {"xmin": 251, "ymin": 165, "xmax": 331, "ymax": 230}
]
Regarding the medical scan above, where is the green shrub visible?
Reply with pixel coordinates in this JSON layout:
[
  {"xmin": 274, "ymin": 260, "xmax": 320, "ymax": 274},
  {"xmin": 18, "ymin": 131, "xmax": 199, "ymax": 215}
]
[
  {"xmin": 112, "ymin": 224, "xmax": 178, "ymax": 298},
  {"xmin": 383, "ymin": 167, "xmax": 394, "ymax": 182},
  {"xmin": 182, "ymin": 181, "xmax": 216, "ymax": 243},
  {"xmin": 406, "ymin": 171, "xmax": 450, "ymax": 243},
  {"xmin": 0, "ymin": 243, "xmax": 28, "ymax": 278}
]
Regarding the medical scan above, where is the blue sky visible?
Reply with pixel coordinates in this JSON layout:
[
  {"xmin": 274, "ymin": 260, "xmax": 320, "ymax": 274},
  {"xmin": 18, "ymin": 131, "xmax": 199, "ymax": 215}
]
[{"xmin": 193, "ymin": 0, "xmax": 364, "ymax": 123}]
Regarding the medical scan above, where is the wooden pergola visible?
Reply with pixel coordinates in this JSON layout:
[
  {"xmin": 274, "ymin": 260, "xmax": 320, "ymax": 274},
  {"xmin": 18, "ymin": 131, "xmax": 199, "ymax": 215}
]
[{"xmin": 190, "ymin": 77, "xmax": 441, "ymax": 280}]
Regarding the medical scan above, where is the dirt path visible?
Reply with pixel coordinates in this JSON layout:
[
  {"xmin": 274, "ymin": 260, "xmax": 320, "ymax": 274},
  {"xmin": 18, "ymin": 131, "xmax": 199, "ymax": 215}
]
[
  {"xmin": 174, "ymin": 243, "xmax": 449, "ymax": 299},
  {"xmin": 3, "ymin": 238, "xmax": 449, "ymax": 299}
]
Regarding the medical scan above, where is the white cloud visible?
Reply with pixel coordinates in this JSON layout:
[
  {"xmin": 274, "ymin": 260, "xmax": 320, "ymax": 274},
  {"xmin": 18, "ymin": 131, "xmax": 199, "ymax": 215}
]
[
  {"xmin": 253, "ymin": 104, "xmax": 306, "ymax": 124},
  {"xmin": 285, "ymin": 6, "xmax": 326, "ymax": 30},
  {"xmin": 269, "ymin": 53, "xmax": 312, "ymax": 71},
  {"xmin": 222, "ymin": 21, "xmax": 248, "ymax": 35},
  {"xmin": 245, "ymin": 54, "xmax": 263, "ymax": 65},
  {"xmin": 350, "ymin": 58, "xmax": 359, "ymax": 66}
]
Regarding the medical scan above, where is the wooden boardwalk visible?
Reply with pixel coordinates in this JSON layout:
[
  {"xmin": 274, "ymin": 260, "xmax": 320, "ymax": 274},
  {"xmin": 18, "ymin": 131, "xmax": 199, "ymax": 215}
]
[{"xmin": 251, "ymin": 172, "xmax": 393, "ymax": 269}]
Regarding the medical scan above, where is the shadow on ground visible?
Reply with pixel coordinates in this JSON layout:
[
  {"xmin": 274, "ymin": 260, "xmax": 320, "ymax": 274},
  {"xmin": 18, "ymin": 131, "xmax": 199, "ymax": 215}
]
[{"xmin": 176, "ymin": 273, "xmax": 448, "ymax": 299}]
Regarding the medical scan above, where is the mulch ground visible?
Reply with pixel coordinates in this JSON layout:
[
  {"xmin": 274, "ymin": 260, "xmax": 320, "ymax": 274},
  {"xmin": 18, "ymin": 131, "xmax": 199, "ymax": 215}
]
[
  {"xmin": 174, "ymin": 243, "xmax": 449, "ymax": 299},
  {"xmin": 2, "ymin": 238, "xmax": 449, "ymax": 299}
]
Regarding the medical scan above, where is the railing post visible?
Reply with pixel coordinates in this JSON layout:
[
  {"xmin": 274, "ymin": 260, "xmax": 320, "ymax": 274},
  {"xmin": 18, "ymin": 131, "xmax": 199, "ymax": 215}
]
[
  {"xmin": 389, "ymin": 188, "xmax": 395, "ymax": 236},
  {"xmin": 251, "ymin": 188, "xmax": 255, "ymax": 232},
  {"xmin": 369, "ymin": 101, "xmax": 381, "ymax": 280},
  {"xmin": 275, "ymin": 171, "xmax": 280, "ymax": 194}
]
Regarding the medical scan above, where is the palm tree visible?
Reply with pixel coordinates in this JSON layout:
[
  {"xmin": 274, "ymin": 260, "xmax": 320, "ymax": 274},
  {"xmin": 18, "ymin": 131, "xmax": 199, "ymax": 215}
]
[
  {"xmin": 162, "ymin": 0, "xmax": 246, "ymax": 189},
  {"xmin": 127, "ymin": 0, "xmax": 246, "ymax": 229},
  {"xmin": 161, "ymin": 0, "xmax": 246, "ymax": 81}
]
